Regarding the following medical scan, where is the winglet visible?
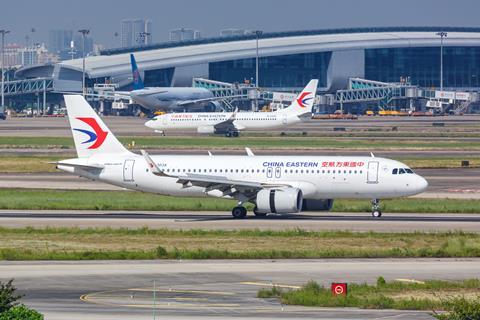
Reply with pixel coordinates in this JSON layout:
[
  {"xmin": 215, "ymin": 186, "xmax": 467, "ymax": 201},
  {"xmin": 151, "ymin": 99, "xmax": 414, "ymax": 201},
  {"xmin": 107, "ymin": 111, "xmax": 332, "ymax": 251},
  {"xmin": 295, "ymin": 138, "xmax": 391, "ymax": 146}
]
[
  {"xmin": 208, "ymin": 151, "xmax": 213, "ymax": 156},
  {"xmin": 141, "ymin": 149, "xmax": 167, "ymax": 176},
  {"xmin": 370, "ymin": 152, "xmax": 375, "ymax": 158},
  {"xmin": 245, "ymin": 147, "xmax": 254, "ymax": 157}
]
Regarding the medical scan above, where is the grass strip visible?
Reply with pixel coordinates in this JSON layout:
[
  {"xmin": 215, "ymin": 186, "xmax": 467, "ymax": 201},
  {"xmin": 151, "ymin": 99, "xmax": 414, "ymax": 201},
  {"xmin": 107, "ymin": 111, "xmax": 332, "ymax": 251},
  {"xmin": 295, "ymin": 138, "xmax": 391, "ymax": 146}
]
[
  {"xmin": 1, "ymin": 228, "xmax": 480, "ymax": 260},
  {"xmin": 2, "ymin": 136, "xmax": 480, "ymax": 150},
  {"xmin": 0, "ymin": 188, "xmax": 479, "ymax": 213},
  {"xmin": 257, "ymin": 278, "xmax": 480, "ymax": 311}
]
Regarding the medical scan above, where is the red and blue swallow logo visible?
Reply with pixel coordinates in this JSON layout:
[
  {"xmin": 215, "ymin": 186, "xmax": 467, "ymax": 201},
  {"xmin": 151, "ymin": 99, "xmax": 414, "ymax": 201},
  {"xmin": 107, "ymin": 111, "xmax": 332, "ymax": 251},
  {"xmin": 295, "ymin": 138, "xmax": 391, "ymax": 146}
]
[
  {"xmin": 296, "ymin": 92, "xmax": 313, "ymax": 108},
  {"xmin": 73, "ymin": 117, "xmax": 108, "ymax": 149}
]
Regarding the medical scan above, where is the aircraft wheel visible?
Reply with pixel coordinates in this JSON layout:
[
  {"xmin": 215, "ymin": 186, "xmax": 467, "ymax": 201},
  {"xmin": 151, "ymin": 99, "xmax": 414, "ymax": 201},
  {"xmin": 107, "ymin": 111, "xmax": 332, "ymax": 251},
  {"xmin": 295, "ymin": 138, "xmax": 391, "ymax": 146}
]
[
  {"xmin": 225, "ymin": 131, "xmax": 232, "ymax": 138},
  {"xmin": 232, "ymin": 131, "xmax": 239, "ymax": 137},
  {"xmin": 232, "ymin": 206, "xmax": 247, "ymax": 219},
  {"xmin": 372, "ymin": 210, "xmax": 382, "ymax": 218},
  {"xmin": 253, "ymin": 206, "xmax": 267, "ymax": 217}
]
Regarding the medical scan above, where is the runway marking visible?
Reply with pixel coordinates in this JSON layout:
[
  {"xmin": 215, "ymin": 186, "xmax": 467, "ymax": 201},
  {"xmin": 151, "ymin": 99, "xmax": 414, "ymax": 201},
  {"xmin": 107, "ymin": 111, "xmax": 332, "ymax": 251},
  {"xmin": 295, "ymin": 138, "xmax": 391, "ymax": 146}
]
[
  {"xmin": 394, "ymin": 278, "xmax": 426, "ymax": 284},
  {"xmin": 127, "ymin": 288, "xmax": 234, "ymax": 295},
  {"xmin": 239, "ymin": 281, "xmax": 301, "ymax": 289}
]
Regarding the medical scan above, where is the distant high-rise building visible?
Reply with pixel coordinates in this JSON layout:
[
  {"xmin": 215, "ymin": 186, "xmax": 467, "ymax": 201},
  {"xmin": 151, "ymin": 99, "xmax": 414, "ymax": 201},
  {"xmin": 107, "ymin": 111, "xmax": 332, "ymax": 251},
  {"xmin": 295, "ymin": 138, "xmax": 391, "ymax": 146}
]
[
  {"xmin": 220, "ymin": 29, "xmax": 247, "ymax": 37},
  {"xmin": 170, "ymin": 28, "xmax": 201, "ymax": 42},
  {"xmin": 121, "ymin": 18, "xmax": 152, "ymax": 47},
  {"xmin": 49, "ymin": 30, "xmax": 73, "ymax": 54}
]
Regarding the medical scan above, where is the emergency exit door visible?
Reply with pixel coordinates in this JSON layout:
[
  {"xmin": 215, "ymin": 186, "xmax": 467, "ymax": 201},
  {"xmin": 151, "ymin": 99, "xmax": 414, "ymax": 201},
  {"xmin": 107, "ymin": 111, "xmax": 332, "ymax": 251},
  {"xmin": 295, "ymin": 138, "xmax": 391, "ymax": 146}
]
[
  {"xmin": 367, "ymin": 161, "xmax": 379, "ymax": 184},
  {"xmin": 123, "ymin": 159, "xmax": 135, "ymax": 182}
]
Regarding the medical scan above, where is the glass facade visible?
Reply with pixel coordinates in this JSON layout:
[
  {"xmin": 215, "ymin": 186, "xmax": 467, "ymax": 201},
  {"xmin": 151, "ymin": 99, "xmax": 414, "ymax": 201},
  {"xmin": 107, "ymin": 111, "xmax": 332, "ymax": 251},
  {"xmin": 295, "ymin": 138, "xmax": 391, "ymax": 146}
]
[
  {"xmin": 144, "ymin": 67, "xmax": 175, "ymax": 87},
  {"xmin": 365, "ymin": 47, "xmax": 480, "ymax": 88},
  {"xmin": 209, "ymin": 52, "xmax": 331, "ymax": 89}
]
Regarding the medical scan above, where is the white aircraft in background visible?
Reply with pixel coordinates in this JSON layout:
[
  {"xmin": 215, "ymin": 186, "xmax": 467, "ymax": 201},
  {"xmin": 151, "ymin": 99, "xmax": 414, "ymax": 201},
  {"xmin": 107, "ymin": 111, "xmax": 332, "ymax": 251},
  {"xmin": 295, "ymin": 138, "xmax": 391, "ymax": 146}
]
[
  {"xmin": 57, "ymin": 94, "xmax": 428, "ymax": 219},
  {"xmin": 145, "ymin": 79, "xmax": 319, "ymax": 137}
]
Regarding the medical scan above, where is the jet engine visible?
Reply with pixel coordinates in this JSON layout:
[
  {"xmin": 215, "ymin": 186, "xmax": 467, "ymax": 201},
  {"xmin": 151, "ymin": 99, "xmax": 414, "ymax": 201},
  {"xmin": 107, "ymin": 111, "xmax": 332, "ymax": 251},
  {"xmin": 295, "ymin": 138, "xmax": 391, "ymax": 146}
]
[
  {"xmin": 301, "ymin": 199, "xmax": 334, "ymax": 211},
  {"xmin": 255, "ymin": 188, "xmax": 303, "ymax": 214}
]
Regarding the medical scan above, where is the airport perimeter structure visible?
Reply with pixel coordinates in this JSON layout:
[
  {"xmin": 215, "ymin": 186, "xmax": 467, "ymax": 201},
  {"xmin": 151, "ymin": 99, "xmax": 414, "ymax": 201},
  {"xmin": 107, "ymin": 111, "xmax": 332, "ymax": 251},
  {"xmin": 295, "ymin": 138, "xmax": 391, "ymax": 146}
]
[{"xmin": 6, "ymin": 26, "xmax": 480, "ymax": 112}]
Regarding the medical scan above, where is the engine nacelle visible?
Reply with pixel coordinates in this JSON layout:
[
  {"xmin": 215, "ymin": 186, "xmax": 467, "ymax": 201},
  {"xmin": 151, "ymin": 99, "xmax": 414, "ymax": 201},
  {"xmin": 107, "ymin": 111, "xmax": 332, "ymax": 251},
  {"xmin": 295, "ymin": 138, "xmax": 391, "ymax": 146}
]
[
  {"xmin": 256, "ymin": 188, "xmax": 303, "ymax": 214},
  {"xmin": 301, "ymin": 199, "xmax": 334, "ymax": 211},
  {"xmin": 197, "ymin": 126, "xmax": 215, "ymax": 134}
]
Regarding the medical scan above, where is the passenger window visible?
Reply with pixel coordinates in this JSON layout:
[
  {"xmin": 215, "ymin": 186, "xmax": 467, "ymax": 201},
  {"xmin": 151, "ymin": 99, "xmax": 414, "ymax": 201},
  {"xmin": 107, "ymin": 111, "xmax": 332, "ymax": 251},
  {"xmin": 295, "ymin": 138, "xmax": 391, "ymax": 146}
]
[{"xmin": 392, "ymin": 168, "xmax": 398, "ymax": 175}]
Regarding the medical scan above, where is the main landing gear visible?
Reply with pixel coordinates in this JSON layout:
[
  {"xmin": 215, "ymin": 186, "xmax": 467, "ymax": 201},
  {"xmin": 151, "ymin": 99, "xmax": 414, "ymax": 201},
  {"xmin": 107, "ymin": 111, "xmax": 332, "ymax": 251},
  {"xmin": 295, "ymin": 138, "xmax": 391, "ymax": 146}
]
[
  {"xmin": 225, "ymin": 130, "xmax": 239, "ymax": 138},
  {"xmin": 231, "ymin": 206, "xmax": 247, "ymax": 219},
  {"xmin": 371, "ymin": 199, "xmax": 382, "ymax": 218}
]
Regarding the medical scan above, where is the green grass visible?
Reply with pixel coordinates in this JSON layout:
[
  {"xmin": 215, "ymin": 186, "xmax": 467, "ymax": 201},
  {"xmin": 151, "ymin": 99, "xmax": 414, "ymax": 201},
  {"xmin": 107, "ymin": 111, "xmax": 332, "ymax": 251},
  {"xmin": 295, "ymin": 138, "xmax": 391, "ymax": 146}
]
[
  {"xmin": 0, "ymin": 188, "xmax": 479, "ymax": 213},
  {"xmin": 1, "ymin": 228, "xmax": 480, "ymax": 260},
  {"xmin": 2, "ymin": 136, "xmax": 480, "ymax": 150},
  {"xmin": 258, "ymin": 278, "xmax": 480, "ymax": 311}
]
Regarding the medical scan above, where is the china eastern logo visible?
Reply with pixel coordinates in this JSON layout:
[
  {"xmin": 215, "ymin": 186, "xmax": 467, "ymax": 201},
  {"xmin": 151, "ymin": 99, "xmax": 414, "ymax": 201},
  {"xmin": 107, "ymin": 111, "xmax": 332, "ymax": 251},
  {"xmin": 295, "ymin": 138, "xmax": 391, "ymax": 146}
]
[
  {"xmin": 296, "ymin": 92, "xmax": 313, "ymax": 108},
  {"xmin": 73, "ymin": 117, "xmax": 108, "ymax": 149}
]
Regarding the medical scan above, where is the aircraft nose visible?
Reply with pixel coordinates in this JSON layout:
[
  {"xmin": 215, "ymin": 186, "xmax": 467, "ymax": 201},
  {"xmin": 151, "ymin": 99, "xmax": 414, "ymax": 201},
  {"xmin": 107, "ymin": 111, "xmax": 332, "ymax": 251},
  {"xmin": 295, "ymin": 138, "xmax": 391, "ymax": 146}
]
[
  {"xmin": 145, "ymin": 120, "xmax": 154, "ymax": 128},
  {"xmin": 415, "ymin": 175, "xmax": 429, "ymax": 193}
]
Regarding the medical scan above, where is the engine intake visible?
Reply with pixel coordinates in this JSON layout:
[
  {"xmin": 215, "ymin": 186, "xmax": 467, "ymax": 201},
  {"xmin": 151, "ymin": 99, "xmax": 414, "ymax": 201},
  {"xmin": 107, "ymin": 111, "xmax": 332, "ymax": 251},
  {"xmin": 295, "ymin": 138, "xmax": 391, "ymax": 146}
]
[{"xmin": 256, "ymin": 188, "xmax": 303, "ymax": 214}]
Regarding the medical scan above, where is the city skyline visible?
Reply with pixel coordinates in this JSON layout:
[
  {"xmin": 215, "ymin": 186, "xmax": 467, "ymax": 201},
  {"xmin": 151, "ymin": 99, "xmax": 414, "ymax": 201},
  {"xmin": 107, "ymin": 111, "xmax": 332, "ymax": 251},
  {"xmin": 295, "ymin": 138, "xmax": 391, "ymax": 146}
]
[{"xmin": 1, "ymin": 0, "xmax": 480, "ymax": 49}]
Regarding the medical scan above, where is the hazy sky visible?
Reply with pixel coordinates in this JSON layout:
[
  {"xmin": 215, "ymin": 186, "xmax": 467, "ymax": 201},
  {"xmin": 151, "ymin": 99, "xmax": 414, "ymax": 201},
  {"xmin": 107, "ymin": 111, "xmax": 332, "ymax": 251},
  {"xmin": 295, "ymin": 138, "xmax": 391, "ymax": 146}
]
[{"xmin": 2, "ymin": 0, "xmax": 479, "ymax": 48}]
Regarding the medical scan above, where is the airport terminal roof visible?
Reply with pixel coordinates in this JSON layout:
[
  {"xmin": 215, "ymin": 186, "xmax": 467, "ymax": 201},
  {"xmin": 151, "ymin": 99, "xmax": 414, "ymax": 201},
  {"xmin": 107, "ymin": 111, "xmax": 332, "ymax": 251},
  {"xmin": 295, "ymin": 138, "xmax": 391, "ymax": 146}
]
[
  {"xmin": 50, "ymin": 26, "xmax": 480, "ymax": 82},
  {"xmin": 100, "ymin": 26, "xmax": 480, "ymax": 56}
]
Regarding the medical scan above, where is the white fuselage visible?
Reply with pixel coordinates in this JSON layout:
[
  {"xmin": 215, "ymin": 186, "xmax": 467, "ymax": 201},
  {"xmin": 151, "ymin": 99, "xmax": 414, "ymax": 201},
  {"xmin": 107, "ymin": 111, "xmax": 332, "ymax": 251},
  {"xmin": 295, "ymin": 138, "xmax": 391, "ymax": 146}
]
[
  {"xmin": 145, "ymin": 110, "xmax": 307, "ymax": 132},
  {"xmin": 58, "ymin": 154, "xmax": 428, "ymax": 200}
]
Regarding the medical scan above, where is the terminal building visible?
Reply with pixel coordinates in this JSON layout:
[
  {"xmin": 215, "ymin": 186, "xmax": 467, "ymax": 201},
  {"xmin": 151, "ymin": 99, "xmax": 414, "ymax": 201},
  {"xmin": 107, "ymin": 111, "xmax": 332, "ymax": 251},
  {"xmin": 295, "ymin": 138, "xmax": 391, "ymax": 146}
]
[{"xmin": 9, "ymin": 26, "xmax": 480, "ymax": 112}]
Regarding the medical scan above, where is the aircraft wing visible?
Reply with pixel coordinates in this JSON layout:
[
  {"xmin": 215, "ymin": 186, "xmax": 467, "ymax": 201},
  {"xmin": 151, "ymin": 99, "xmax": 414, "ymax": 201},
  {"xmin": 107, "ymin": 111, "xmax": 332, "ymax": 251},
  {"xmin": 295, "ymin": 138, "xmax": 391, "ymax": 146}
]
[
  {"xmin": 176, "ymin": 95, "xmax": 246, "ymax": 107},
  {"xmin": 141, "ymin": 150, "xmax": 289, "ymax": 198}
]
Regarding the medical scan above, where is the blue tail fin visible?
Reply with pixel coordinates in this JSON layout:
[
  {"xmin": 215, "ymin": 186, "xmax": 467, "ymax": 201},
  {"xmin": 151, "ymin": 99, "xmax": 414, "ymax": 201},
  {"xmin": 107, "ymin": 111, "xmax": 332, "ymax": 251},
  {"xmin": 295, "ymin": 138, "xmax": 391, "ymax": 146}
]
[{"xmin": 130, "ymin": 54, "xmax": 144, "ymax": 90}]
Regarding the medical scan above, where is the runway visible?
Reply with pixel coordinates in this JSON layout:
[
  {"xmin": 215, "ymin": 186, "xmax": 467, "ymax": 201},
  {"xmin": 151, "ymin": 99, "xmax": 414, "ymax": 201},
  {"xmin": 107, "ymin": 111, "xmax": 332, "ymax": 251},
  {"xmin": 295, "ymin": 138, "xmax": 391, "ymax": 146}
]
[
  {"xmin": 1, "ymin": 210, "xmax": 480, "ymax": 232},
  {"xmin": 1, "ymin": 258, "xmax": 479, "ymax": 320},
  {"xmin": 2, "ymin": 114, "xmax": 480, "ymax": 137},
  {"xmin": 2, "ymin": 167, "xmax": 480, "ymax": 198}
]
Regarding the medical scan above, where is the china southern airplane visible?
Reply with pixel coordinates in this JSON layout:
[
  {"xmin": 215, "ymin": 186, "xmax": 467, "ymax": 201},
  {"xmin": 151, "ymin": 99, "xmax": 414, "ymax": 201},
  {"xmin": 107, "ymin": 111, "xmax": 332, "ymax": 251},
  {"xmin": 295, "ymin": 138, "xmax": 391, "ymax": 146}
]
[
  {"xmin": 103, "ymin": 54, "xmax": 220, "ymax": 112},
  {"xmin": 145, "ymin": 79, "xmax": 319, "ymax": 137},
  {"xmin": 57, "ymin": 94, "xmax": 428, "ymax": 219}
]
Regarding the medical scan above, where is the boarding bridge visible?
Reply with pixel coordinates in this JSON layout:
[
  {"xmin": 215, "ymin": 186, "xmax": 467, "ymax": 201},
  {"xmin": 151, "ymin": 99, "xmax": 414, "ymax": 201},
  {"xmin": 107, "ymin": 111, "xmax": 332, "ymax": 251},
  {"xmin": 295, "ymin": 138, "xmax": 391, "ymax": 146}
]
[
  {"xmin": 1, "ymin": 77, "xmax": 54, "ymax": 97},
  {"xmin": 334, "ymin": 78, "xmax": 478, "ymax": 113}
]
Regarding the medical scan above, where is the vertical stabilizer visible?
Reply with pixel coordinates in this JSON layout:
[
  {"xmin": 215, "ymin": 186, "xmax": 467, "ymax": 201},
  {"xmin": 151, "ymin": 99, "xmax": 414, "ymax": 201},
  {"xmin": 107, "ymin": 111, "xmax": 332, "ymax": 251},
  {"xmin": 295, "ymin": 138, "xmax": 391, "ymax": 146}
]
[
  {"xmin": 130, "ymin": 54, "xmax": 145, "ymax": 90},
  {"xmin": 283, "ymin": 79, "xmax": 318, "ymax": 114},
  {"xmin": 64, "ymin": 95, "xmax": 130, "ymax": 158}
]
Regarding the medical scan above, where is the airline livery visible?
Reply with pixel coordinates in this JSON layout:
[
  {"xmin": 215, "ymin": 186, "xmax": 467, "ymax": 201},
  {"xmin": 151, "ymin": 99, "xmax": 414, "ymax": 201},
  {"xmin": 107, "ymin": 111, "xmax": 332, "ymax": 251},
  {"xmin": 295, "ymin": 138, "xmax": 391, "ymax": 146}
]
[
  {"xmin": 58, "ymin": 94, "xmax": 428, "ymax": 219},
  {"xmin": 145, "ymin": 80, "xmax": 319, "ymax": 137}
]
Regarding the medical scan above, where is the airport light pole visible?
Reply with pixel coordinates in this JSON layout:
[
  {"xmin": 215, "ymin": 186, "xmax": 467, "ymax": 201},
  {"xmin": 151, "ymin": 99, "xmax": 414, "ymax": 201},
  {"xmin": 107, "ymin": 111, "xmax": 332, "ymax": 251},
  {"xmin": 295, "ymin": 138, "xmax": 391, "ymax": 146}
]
[
  {"xmin": 436, "ymin": 31, "xmax": 447, "ymax": 92},
  {"xmin": 78, "ymin": 29, "xmax": 90, "ymax": 97},
  {"xmin": 253, "ymin": 30, "xmax": 263, "ymax": 88},
  {"xmin": 1, "ymin": 29, "xmax": 10, "ymax": 113}
]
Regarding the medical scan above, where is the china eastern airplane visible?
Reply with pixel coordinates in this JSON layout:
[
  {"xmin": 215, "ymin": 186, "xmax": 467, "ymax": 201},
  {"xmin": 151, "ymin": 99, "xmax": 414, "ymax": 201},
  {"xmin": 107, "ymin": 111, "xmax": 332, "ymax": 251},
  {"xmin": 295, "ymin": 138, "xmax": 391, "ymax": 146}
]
[
  {"xmin": 145, "ymin": 79, "xmax": 319, "ymax": 137},
  {"xmin": 57, "ymin": 94, "xmax": 428, "ymax": 219}
]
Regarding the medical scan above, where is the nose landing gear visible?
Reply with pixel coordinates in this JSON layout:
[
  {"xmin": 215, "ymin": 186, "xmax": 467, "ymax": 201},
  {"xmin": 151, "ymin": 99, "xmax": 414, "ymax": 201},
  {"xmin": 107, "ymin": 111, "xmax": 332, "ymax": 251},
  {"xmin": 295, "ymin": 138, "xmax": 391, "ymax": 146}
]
[{"xmin": 371, "ymin": 199, "xmax": 382, "ymax": 218}]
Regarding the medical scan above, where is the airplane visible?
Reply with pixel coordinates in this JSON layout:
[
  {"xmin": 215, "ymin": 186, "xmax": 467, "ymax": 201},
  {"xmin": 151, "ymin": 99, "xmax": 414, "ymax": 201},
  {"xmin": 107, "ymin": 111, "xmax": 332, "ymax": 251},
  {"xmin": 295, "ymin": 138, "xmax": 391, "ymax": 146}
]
[
  {"xmin": 145, "ymin": 79, "xmax": 319, "ymax": 137},
  {"xmin": 99, "ymin": 54, "xmax": 226, "ymax": 113},
  {"xmin": 56, "ymin": 94, "xmax": 429, "ymax": 219}
]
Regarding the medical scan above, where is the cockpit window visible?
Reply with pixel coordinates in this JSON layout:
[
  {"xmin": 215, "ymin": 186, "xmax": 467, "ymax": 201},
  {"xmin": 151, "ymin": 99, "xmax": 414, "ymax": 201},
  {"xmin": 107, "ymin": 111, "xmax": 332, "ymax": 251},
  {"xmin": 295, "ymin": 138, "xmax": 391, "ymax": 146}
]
[
  {"xmin": 405, "ymin": 168, "xmax": 414, "ymax": 174},
  {"xmin": 392, "ymin": 168, "xmax": 398, "ymax": 174},
  {"xmin": 399, "ymin": 168, "xmax": 406, "ymax": 174},
  {"xmin": 393, "ymin": 168, "xmax": 414, "ymax": 175}
]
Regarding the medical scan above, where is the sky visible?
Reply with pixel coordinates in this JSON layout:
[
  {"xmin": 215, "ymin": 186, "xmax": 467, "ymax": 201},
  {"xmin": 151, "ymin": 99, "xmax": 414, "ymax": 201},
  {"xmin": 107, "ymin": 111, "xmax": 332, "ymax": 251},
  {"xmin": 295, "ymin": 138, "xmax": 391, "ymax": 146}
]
[{"xmin": 1, "ymin": 0, "xmax": 480, "ymax": 48}]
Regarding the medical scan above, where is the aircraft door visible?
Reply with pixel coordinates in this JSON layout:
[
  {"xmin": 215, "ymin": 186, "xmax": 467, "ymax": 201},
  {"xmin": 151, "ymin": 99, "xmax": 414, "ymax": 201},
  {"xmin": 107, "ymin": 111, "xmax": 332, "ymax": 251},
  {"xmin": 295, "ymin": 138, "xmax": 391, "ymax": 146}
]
[
  {"xmin": 123, "ymin": 159, "xmax": 135, "ymax": 182},
  {"xmin": 275, "ymin": 167, "xmax": 282, "ymax": 178},
  {"xmin": 367, "ymin": 161, "xmax": 379, "ymax": 184},
  {"xmin": 266, "ymin": 167, "xmax": 273, "ymax": 178}
]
